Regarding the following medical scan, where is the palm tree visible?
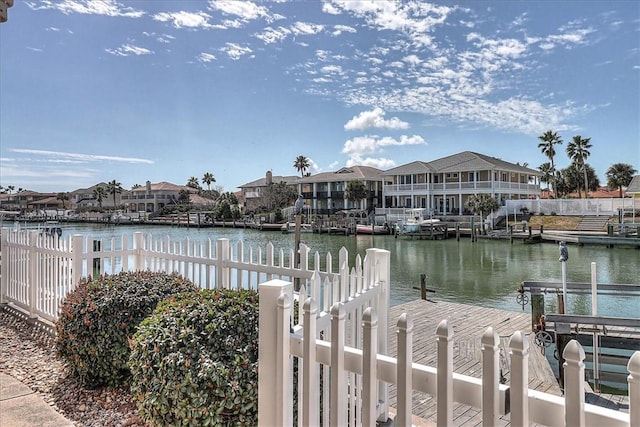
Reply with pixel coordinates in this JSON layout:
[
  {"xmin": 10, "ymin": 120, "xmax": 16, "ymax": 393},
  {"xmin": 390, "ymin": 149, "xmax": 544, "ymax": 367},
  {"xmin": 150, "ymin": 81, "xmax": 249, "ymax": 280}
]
[
  {"xmin": 566, "ymin": 135, "xmax": 592, "ymax": 198},
  {"xmin": 606, "ymin": 163, "xmax": 637, "ymax": 198},
  {"xmin": 538, "ymin": 162, "xmax": 554, "ymax": 191},
  {"xmin": 7, "ymin": 185, "xmax": 15, "ymax": 194},
  {"xmin": 186, "ymin": 176, "xmax": 201, "ymax": 191},
  {"xmin": 106, "ymin": 180, "xmax": 123, "ymax": 210},
  {"xmin": 293, "ymin": 155, "xmax": 310, "ymax": 178},
  {"xmin": 56, "ymin": 192, "xmax": 69, "ymax": 209},
  {"xmin": 93, "ymin": 186, "xmax": 107, "ymax": 208},
  {"xmin": 202, "ymin": 172, "xmax": 216, "ymax": 191},
  {"xmin": 537, "ymin": 131, "xmax": 563, "ymax": 196}
]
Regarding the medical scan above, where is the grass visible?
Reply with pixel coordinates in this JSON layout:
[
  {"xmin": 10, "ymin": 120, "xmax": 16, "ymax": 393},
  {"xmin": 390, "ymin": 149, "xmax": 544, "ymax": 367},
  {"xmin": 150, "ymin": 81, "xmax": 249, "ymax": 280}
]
[{"xmin": 526, "ymin": 215, "xmax": 584, "ymax": 230}]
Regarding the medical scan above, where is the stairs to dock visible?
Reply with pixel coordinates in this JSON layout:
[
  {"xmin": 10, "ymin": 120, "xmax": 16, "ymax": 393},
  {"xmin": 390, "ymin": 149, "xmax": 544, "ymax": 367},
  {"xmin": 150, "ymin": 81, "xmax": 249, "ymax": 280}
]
[{"xmin": 575, "ymin": 216, "xmax": 610, "ymax": 232}]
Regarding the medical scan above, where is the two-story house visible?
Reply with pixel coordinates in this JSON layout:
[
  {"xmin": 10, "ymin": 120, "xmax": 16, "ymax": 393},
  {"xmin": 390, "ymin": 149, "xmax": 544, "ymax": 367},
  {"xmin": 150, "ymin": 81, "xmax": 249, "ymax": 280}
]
[
  {"xmin": 296, "ymin": 166, "xmax": 384, "ymax": 215},
  {"xmin": 238, "ymin": 171, "xmax": 300, "ymax": 213},
  {"xmin": 124, "ymin": 181, "xmax": 192, "ymax": 213},
  {"xmin": 381, "ymin": 151, "xmax": 541, "ymax": 215}
]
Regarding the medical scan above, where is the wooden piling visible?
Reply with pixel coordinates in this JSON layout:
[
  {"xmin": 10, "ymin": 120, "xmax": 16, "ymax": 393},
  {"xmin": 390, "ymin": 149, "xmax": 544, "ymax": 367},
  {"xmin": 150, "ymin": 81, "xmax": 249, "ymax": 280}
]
[{"xmin": 531, "ymin": 292, "xmax": 544, "ymax": 332}]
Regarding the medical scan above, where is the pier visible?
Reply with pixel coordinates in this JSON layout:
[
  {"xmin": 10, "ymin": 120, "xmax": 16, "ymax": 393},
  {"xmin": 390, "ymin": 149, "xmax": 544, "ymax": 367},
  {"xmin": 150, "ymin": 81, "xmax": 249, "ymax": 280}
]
[{"xmin": 386, "ymin": 299, "xmax": 561, "ymax": 425}]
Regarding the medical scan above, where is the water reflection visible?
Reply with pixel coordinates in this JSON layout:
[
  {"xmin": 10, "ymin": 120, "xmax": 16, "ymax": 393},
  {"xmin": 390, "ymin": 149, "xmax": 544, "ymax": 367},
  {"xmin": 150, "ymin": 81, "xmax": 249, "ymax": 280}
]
[{"xmin": 54, "ymin": 223, "xmax": 639, "ymax": 318}]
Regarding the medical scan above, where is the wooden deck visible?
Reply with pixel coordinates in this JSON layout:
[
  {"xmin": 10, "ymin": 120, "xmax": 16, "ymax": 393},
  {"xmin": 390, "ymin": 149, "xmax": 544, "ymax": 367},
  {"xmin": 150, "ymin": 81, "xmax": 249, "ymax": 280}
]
[{"xmin": 386, "ymin": 299, "xmax": 562, "ymax": 426}]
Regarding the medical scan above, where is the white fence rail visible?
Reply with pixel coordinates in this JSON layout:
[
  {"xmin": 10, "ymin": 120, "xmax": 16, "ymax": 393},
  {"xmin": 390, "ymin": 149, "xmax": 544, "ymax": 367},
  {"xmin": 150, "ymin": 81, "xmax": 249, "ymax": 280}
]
[
  {"xmin": 258, "ymin": 279, "xmax": 640, "ymax": 427},
  {"xmin": 0, "ymin": 229, "xmax": 388, "ymax": 339},
  {"xmin": 505, "ymin": 198, "xmax": 636, "ymax": 217}
]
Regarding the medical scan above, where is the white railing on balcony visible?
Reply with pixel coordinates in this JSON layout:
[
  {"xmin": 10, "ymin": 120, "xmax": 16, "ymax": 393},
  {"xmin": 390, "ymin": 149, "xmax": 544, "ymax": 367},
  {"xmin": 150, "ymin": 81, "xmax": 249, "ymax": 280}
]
[{"xmin": 258, "ymin": 279, "xmax": 640, "ymax": 427}]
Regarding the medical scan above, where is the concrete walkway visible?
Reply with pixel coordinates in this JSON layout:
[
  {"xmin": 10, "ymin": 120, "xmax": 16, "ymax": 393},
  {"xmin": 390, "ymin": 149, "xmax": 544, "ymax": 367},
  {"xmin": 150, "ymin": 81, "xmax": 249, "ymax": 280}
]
[{"xmin": 0, "ymin": 373, "xmax": 74, "ymax": 427}]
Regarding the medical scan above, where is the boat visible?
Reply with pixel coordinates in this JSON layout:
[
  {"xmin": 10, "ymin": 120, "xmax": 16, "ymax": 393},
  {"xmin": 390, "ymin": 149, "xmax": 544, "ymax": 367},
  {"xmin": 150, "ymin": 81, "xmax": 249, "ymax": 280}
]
[
  {"xmin": 281, "ymin": 222, "xmax": 314, "ymax": 233},
  {"xmin": 40, "ymin": 221, "xmax": 63, "ymax": 237},
  {"xmin": 355, "ymin": 223, "xmax": 391, "ymax": 235},
  {"xmin": 397, "ymin": 208, "xmax": 440, "ymax": 234}
]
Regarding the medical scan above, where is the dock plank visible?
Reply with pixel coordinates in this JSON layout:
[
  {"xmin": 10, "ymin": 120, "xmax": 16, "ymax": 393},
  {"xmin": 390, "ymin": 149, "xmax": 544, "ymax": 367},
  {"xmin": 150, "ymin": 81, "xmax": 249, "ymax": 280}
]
[{"xmin": 386, "ymin": 299, "xmax": 561, "ymax": 425}]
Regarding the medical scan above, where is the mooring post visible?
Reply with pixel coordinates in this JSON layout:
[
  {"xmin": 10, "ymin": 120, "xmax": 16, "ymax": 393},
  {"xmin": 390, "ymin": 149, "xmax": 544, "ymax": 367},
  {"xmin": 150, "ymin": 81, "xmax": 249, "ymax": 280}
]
[
  {"xmin": 531, "ymin": 291, "xmax": 544, "ymax": 332},
  {"xmin": 420, "ymin": 274, "xmax": 427, "ymax": 300}
]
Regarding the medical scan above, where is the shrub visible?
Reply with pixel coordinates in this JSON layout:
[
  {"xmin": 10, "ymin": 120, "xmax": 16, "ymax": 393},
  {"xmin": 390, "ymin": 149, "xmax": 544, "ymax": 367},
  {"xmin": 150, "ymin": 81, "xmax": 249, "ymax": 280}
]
[
  {"xmin": 55, "ymin": 271, "xmax": 198, "ymax": 388},
  {"xmin": 129, "ymin": 289, "xmax": 259, "ymax": 427}
]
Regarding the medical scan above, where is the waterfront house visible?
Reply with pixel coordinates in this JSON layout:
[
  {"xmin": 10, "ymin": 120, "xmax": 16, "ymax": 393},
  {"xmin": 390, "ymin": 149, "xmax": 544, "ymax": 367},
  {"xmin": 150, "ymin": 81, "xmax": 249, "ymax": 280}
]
[
  {"xmin": 124, "ymin": 181, "xmax": 192, "ymax": 213},
  {"xmin": 238, "ymin": 171, "xmax": 299, "ymax": 214},
  {"xmin": 381, "ymin": 151, "xmax": 542, "ymax": 215},
  {"xmin": 71, "ymin": 182, "xmax": 123, "ymax": 210},
  {"xmin": 296, "ymin": 166, "xmax": 384, "ymax": 215}
]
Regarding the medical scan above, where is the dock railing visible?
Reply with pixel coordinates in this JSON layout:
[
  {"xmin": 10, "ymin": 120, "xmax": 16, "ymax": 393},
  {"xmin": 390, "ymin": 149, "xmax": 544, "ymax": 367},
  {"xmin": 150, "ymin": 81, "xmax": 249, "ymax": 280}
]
[{"xmin": 258, "ymin": 278, "xmax": 640, "ymax": 426}]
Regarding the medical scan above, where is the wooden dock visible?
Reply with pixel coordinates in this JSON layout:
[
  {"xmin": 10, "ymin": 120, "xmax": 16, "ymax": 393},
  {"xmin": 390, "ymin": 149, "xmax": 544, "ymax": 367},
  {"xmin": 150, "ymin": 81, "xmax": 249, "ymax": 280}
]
[{"xmin": 386, "ymin": 299, "xmax": 561, "ymax": 426}]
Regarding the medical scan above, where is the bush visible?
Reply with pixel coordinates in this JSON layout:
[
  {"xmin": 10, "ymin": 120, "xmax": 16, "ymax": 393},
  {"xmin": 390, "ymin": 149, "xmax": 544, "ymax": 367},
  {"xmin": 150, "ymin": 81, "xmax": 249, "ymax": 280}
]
[
  {"xmin": 129, "ymin": 289, "xmax": 259, "ymax": 427},
  {"xmin": 55, "ymin": 271, "xmax": 198, "ymax": 388}
]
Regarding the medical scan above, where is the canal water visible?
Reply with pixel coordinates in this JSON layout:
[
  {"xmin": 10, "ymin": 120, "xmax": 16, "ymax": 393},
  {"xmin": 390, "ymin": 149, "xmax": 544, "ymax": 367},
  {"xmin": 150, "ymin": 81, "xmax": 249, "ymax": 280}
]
[{"xmin": 51, "ymin": 222, "xmax": 640, "ymax": 319}]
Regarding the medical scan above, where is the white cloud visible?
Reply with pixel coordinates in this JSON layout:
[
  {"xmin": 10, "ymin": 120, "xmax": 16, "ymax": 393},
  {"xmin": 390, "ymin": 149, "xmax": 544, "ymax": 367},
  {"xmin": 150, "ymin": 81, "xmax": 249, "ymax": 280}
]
[
  {"xmin": 153, "ymin": 11, "xmax": 212, "ymax": 29},
  {"xmin": 221, "ymin": 43, "xmax": 253, "ymax": 60},
  {"xmin": 209, "ymin": 0, "xmax": 272, "ymax": 23},
  {"xmin": 344, "ymin": 108, "xmax": 410, "ymax": 131},
  {"xmin": 346, "ymin": 154, "xmax": 396, "ymax": 169},
  {"xmin": 198, "ymin": 52, "xmax": 217, "ymax": 63},
  {"xmin": 11, "ymin": 149, "xmax": 154, "ymax": 164},
  {"xmin": 255, "ymin": 26, "xmax": 291, "ymax": 44},
  {"xmin": 342, "ymin": 134, "xmax": 425, "ymax": 156},
  {"xmin": 332, "ymin": 24, "xmax": 357, "ymax": 36},
  {"xmin": 105, "ymin": 44, "xmax": 153, "ymax": 57},
  {"xmin": 30, "ymin": 0, "xmax": 144, "ymax": 17},
  {"xmin": 291, "ymin": 22, "xmax": 325, "ymax": 36}
]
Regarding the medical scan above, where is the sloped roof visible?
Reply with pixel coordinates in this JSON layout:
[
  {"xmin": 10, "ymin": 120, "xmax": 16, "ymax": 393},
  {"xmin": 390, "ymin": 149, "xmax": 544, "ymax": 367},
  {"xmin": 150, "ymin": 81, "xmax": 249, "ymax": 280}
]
[
  {"xmin": 297, "ymin": 166, "xmax": 383, "ymax": 183},
  {"xmin": 239, "ymin": 175, "xmax": 299, "ymax": 188},
  {"xmin": 130, "ymin": 181, "xmax": 190, "ymax": 192},
  {"xmin": 626, "ymin": 175, "xmax": 640, "ymax": 194},
  {"xmin": 382, "ymin": 151, "xmax": 541, "ymax": 176},
  {"xmin": 382, "ymin": 161, "xmax": 434, "ymax": 175}
]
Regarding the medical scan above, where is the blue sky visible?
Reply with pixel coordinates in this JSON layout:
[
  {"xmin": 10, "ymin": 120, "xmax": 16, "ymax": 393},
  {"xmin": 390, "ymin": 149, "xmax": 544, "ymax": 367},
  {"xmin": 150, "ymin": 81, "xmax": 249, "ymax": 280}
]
[{"xmin": 1, "ymin": 0, "xmax": 638, "ymax": 194}]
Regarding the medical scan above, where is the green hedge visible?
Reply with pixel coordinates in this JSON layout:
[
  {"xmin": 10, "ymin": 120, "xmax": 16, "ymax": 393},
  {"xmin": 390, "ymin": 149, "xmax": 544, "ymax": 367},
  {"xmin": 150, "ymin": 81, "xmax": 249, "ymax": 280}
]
[
  {"xmin": 55, "ymin": 271, "xmax": 198, "ymax": 388},
  {"xmin": 129, "ymin": 289, "xmax": 259, "ymax": 427}
]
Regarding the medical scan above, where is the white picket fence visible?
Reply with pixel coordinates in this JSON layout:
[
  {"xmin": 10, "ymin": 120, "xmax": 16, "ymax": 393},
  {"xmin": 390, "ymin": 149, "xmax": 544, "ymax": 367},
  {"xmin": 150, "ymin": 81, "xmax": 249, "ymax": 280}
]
[
  {"xmin": 258, "ymin": 279, "xmax": 640, "ymax": 427},
  {"xmin": 0, "ymin": 229, "xmax": 388, "ymax": 334}
]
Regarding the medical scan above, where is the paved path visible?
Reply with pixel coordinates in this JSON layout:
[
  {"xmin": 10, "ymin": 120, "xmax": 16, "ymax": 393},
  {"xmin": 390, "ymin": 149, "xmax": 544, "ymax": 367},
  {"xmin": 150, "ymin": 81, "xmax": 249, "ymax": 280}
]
[{"xmin": 0, "ymin": 373, "xmax": 74, "ymax": 427}]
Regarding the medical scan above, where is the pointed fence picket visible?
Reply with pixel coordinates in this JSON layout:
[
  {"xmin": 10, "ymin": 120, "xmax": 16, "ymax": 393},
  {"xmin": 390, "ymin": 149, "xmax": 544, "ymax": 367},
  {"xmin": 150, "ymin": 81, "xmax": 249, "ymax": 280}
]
[{"xmin": 258, "ymin": 279, "xmax": 639, "ymax": 427}]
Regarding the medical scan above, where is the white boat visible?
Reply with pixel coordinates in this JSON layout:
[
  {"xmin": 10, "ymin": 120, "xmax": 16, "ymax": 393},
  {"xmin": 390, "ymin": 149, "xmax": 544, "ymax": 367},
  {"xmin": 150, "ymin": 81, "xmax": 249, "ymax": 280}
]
[
  {"xmin": 281, "ymin": 222, "xmax": 314, "ymax": 233},
  {"xmin": 397, "ymin": 209, "xmax": 440, "ymax": 234}
]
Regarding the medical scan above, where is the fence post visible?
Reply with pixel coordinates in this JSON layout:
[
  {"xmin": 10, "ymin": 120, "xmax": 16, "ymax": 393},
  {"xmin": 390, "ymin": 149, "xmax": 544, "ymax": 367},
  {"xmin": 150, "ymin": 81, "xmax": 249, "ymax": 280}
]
[
  {"xmin": 436, "ymin": 319, "xmax": 453, "ymax": 427},
  {"xmin": 215, "ymin": 238, "xmax": 230, "ymax": 289},
  {"xmin": 0, "ymin": 229, "xmax": 8, "ymax": 305},
  {"xmin": 373, "ymin": 248, "xmax": 391, "ymax": 422},
  {"xmin": 330, "ymin": 302, "xmax": 346, "ymax": 426},
  {"xmin": 362, "ymin": 307, "xmax": 378, "ymax": 427},
  {"xmin": 92, "ymin": 239, "xmax": 101, "ymax": 279},
  {"xmin": 628, "ymin": 351, "xmax": 640, "ymax": 427},
  {"xmin": 508, "ymin": 331, "xmax": 529, "ymax": 427},
  {"xmin": 397, "ymin": 313, "xmax": 414, "ymax": 427},
  {"xmin": 28, "ymin": 231, "xmax": 38, "ymax": 319},
  {"xmin": 563, "ymin": 340, "xmax": 586, "ymax": 427},
  {"xmin": 302, "ymin": 298, "xmax": 319, "ymax": 427},
  {"xmin": 258, "ymin": 279, "xmax": 293, "ymax": 427},
  {"xmin": 71, "ymin": 234, "xmax": 83, "ymax": 289},
  {"xmin": 132, "ymin": 232, "xmax": 144, "ymax": 271},
  {"xmin": 481, "ymin": 327, "xmax": 500, "ymax": 426}
]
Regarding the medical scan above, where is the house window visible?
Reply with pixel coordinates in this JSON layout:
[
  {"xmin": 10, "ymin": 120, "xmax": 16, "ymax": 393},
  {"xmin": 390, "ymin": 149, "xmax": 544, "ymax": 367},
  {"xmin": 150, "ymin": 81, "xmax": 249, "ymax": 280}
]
[
  {"xmin": 469, "ymin": 172, "xmax": 475, "ymax": 181},
  {"xmin": 445, "ymin": 173, "xmax": 458, "ymax": 179}
]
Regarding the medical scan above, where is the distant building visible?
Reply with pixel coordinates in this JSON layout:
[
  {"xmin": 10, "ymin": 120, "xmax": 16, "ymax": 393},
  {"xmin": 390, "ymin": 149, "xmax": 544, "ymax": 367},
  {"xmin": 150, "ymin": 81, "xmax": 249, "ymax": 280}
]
[
  {"xmin": 124, "ymin": 181, "xmax": 193, "ymax": 213},
  {"xmin": 381, "ymin": 151, "xmax": 542, "ymax": 214},
  {"xmin": 296, "ymin": 166, "xmax": 384, "ymax": 215},
  {"xmin": 238, "ymin": 171, "xmax": 299, "ymax": 213}
]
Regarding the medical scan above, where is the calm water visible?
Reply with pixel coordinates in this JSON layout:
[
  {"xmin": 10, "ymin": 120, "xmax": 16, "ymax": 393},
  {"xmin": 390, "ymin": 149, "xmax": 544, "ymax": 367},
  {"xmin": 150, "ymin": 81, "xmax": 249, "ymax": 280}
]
[{"xmin": 53, "ymin": 222, "xmax": 639, "ymax": 318}]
